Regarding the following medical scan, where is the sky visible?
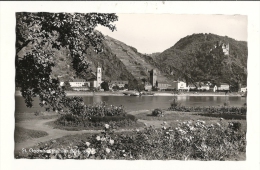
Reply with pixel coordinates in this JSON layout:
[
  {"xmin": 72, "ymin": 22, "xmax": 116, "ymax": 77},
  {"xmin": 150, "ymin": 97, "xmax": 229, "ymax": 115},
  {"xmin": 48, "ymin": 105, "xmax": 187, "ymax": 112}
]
[{"xmin": 97, "ymin": 14, "xmax": 247, "ymax": 54}]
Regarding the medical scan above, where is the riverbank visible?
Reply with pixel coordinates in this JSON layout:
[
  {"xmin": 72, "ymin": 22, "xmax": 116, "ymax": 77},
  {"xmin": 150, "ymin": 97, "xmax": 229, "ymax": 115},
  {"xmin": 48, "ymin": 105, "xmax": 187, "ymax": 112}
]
[{"xmin": 15, "ymin": 90, "xmax": 244, "ymax": 97}]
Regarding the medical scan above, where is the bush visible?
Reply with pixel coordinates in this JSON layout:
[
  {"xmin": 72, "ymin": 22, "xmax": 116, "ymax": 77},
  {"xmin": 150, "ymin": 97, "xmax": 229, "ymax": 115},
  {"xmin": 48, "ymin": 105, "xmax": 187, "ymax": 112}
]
[
  {"xmin": 89, "ymin": 114, "xmax": 136, "ymax": 123},
  {"xmin": 168, "ymin": 105, "xmax": 247, "ymax": 115},
  {"xmin": 55, "ymin": 111, "xmax": 137, "ymax": 129},
  {"xmin": 228, "ymin": 121, "xmax": 242, "ymax": 131},
  {"xmin": 151, "ymin": 109, "xmax": 164, "ymax": 117}
]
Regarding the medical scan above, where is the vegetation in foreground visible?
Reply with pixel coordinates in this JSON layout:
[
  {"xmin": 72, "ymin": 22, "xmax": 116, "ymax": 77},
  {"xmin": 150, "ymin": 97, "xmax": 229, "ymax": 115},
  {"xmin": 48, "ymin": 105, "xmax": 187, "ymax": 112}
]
[
  {"xmin": 15, "ymin": 120, "xmax": 246, "ymax": 160},
  {"xmin": 15, "ymin": 101, "xmax": 247, "ymax": 160},
  {"xmin": 15, "ymin": 126, "xmax": 48, "ymax": 143},
  {"xmin": 52, "ymin": 102, "xmax": 143, "ymax": 130}
]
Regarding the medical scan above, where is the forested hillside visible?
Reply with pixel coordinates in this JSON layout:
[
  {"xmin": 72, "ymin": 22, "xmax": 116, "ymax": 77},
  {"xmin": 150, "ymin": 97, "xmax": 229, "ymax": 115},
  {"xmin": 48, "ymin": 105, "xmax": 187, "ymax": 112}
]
[{"xmin": 154, "ymin": 33, "xmax": 247, "ymax": 88}]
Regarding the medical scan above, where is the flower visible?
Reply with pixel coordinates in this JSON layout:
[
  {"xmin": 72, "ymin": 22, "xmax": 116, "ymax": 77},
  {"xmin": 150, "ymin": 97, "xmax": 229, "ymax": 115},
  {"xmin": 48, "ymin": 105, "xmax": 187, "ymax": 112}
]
[
  {"xmin": 105, "ymin": 148, "xmax": 111, "ymax": 153},
  {"xmin": 109, "ymin": 139, "xmax": 114, "ymax": 145},
  {"xmin": 96, "ymin": 136, "xmax": 101, "ymax": 141},
  {"xmin": 123, "ymin": 154, "xmax": 126, "ymax": 157},
  {"xmin": 101, "ymin": 137, "xmax": 106, "ymax": 141},
  {"xmin": 85, "ymin": 142, "xmax": 90, "ymax": 147},
  {"xmin": 90, "ymin": 148, "xmax": 96, "ymax": 155},
  {"xmin": 162, "ymin": 126, "xmax": 166, "ymax": 130},
  {"xmin": 85, "ymin": 148, "xmax": 91, "ymax": 154},
  {"xmin": 104, "ymin": 124, "xmax": 110, "ymax": 129}
]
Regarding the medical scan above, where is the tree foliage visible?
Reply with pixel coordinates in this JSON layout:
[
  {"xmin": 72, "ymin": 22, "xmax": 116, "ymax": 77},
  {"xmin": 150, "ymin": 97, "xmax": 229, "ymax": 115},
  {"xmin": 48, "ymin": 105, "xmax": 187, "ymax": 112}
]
[
  {"xmin": 16, "ymin": 12, "xmax": 118, "ymax": 110},
  {"xmin": 101, "ymin": 81, "xmax": 109, "ymax": 91}
]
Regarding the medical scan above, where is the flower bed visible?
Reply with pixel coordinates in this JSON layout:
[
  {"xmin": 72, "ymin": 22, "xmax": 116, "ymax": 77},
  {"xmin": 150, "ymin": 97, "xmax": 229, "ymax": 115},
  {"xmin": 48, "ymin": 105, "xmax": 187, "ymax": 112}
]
[
  {"xmin": 16, "ymin": 120, "xmax": 246, "ymax": 160},
  {"xmin": 54, "ymin": 114, "xmax": 139, "ymax": 130},
  {"xmin": 54, "ymin": 101, "xmax": 139, "ymax": 129}
]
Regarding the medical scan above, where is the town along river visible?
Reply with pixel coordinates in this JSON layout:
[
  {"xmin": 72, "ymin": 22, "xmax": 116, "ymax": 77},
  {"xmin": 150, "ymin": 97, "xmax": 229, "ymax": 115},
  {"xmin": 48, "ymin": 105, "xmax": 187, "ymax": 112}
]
[{"xmin": 15, "ymin": 95, "xmax": 246, "ymax": 113}]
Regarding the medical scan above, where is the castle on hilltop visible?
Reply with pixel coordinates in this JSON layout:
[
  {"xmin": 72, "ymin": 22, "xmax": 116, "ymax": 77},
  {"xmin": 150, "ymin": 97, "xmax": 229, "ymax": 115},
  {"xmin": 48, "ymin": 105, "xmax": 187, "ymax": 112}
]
[{"xmin": 214, "ymin": 40, "xmax": 229, "ymax": 56}]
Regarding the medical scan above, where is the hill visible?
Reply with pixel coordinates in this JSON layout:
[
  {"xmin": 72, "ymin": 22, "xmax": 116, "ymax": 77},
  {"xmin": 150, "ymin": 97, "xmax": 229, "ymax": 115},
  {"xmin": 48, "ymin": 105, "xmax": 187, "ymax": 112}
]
[
  {"xmin": 154, "ymin": 33, "xmax": 248, "ymax": 89},
  {"xmin": 49, "ymin": 35, "xmax": 170, "ymax": 87},
  {"xmin": 18, "ymin": 33, "xmax": 247, "ymax": 91}
]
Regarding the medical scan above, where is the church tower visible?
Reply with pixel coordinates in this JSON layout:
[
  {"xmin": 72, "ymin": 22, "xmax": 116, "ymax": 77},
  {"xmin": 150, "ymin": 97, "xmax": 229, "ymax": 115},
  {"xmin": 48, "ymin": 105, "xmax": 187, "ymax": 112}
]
[
  {"xmin": 97, "ymin": 63, "xmax": 102, "ymax": 88},
  {"xmin": 150, "ymin": 69, "xmax": 157, "ymax": 87}
]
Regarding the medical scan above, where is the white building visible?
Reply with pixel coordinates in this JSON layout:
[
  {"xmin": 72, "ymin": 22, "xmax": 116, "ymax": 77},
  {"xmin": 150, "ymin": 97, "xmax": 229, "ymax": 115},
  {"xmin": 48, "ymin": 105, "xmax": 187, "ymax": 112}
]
[
  {"xmin": 240, "ymin": 86, "xmax": 247, "ymax": 92},
  {"xmin": 172, "ymin": 81, "xmax": 189, "ymax": 91},
  {"xmin": 198, "ymin": 85, "xmax": 210, "ymax": 91},
  {"xmin": 69, "ymin": 79, "xmax": 87, "ymax": 87},
  {"xmin": 60, "ymin": 65, "xmax": 103, "ymax": 90},
  {"xmin": 217, "ymin": 83, "xmax": 230, "ymax": 91},
  {"xmin": 109, "ymin": 81, "xmax": 128, "ymax": 89}
]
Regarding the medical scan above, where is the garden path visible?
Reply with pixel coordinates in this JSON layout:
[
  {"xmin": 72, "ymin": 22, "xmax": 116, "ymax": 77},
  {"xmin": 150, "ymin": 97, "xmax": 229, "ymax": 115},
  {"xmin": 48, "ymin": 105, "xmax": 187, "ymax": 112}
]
[{"xmin": 15, "ymin": 117, "xmax": 164, "ymax": 153}]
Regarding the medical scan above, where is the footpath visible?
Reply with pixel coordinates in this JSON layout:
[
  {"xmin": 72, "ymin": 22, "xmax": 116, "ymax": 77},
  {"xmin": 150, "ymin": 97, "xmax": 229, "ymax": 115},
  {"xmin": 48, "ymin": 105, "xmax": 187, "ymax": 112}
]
[{"xmin": 15, "ymin": 114, "xmax": 163, "ymax": 153}]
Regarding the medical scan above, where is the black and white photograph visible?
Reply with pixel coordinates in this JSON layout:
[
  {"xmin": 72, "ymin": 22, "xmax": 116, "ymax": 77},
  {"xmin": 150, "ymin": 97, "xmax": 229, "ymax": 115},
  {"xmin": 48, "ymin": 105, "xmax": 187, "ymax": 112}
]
[{"xmin": 0, "ymin": 1, "xmax": 259, "ymax": 170}]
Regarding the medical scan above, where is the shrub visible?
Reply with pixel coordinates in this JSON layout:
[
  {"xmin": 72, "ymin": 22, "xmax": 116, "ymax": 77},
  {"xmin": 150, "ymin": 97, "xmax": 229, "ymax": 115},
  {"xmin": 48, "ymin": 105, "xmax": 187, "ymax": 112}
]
[
  {"xmin": 228, "ymin": 121, "xmax": 242, "ymax": 131},
  {"xmin": 152, "ymin": 109, "xmax": 164, "ymax": 117},
  {"xmin": 168, "ymin": 105, "xmax": 247, "ymax": 115},
  {"xmin": 89, "ymin": 114, "xmax": 136, "ymax": 123}
]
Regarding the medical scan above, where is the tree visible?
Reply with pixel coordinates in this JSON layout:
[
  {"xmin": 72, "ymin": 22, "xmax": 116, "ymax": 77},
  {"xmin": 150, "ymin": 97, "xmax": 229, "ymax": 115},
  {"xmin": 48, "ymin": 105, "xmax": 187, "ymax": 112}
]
[
  {"xmin": 124, "ymin": 84, "xmax": 128, "ymax": 89},
  {"xmin": 63, "ymin": 81, "xmax": 73, "ymax": 91},
  {"xmin": 16, "ymin": 12, "xmax": 118, "ymax": 111},
  {"xmin": 112, "ymin": 85, "xmax": 120, "ymax": 91},
  {"xmin": 101, "ymin": 81, "xmax": 109, "ymax": 91}
]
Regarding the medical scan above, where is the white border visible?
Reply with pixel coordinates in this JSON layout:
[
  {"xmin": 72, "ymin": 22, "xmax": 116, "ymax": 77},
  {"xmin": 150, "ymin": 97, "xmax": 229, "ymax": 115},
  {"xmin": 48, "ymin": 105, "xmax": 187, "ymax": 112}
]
[{"xmin": 0, "ymin": 1, "xmax": 259, "ymax": 170}]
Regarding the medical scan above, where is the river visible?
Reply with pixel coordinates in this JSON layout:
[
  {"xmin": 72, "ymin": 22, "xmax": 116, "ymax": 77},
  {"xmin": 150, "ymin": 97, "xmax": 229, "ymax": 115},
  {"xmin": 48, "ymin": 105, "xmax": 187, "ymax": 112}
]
[{"xmin": 15, "ymin": 96, "xmax": 246, "ymax": 113}]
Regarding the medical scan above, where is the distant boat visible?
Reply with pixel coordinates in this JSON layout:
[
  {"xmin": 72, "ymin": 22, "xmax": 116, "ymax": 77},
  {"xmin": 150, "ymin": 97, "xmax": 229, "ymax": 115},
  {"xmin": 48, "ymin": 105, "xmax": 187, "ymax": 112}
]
[{"xmin": 123, "ymin": 91, "xmax": 140, "ymax": 96}]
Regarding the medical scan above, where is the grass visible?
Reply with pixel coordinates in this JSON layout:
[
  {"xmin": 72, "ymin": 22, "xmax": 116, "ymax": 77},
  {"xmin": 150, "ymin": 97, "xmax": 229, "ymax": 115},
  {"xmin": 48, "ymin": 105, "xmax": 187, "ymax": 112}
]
[
  {"xmin": 45, "ymin": 120, "xmax": 144, "ymax": 131},
  {"xmin": 134, "ymin": 110, "xmax": 247, "ymax": 132},
  {"xmin": 15, "ymin": 111, "xmax": 59, "ymax": 122},
  {"xmin": 14, "ymin": 126, "xmax": 48, "ymax": 143}
]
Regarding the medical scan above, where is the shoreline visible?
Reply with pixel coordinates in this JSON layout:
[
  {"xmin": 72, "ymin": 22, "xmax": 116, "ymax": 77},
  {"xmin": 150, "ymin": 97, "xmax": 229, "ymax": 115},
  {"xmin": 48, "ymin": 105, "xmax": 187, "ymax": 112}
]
[{"xmin": 15, "ymin": 91, "xmax": 244, "ymax": 97}]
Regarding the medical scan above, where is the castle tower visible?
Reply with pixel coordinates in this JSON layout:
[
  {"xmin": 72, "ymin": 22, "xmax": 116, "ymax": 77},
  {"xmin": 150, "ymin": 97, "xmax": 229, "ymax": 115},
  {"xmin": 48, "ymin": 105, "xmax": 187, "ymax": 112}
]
[
  {"xmin": 150, "ymin": 69, "xmax": 157, "ymax": 87},
  {"xmin": 97, "ymin": 63, "xmax": 102, "ymax": 88}
]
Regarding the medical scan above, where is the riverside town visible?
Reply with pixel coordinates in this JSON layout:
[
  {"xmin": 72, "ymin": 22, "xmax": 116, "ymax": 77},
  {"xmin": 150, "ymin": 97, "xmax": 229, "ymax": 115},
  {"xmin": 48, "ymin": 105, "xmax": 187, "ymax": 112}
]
[{"xmin": 15, "ymin": 13, "xmax": 247, "ymax": 160}]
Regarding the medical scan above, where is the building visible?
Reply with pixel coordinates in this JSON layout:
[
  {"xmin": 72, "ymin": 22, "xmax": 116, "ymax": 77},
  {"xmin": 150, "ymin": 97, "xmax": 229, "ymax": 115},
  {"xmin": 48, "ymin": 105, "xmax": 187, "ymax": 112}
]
[
  {"xmin": 198, "ymin": 85, "xmax": 210, "ymax": 91},
  {"xmin": 213, "ymin": 85, "xmax": 217, "ymax": 92},
  {"xmin": 86, "ymin": 65, "xmax": 103, "ymax": 89},
  {"xmin": 222, "ymin": 43, "xmax": 229, "ymax": 55},
  {"xmin": 150, "ymin": 69, "xmax": 157, "ymax": 87},
  {"xmin": 217, "ymin": 83, "xmax": 230, "ymax": 91},
  {"xmin": 69, "ymin": 79, "xmax": 89, "ymax": 91},
  {"xmin": 144, "ymin": 82, "xmax": 152, "ymax": 91},
  {"xmin": 109, "ymin": 81, "xmax": 128, "ymax": 89},
  {"xmin": 172, "ymin": 81, "xmax": 189, "ymax": 91},
  {"xmin": 96, "ymin": 65, "xmax": 102, "ymax": 88},
  {"xmin": 60, "ymin": 65, "xmax": 103, "ymax": 91},
  {"xmin": 157, "ymin": 83, "xmax": 171, "ymax": 90},
  {"xmin": 69, "ymin": 79, "xmax": 87, "ymax": 87},
  {"xmin": 188, "ymin": 84, "xmax": 197, "ymax": 90},
  {"xmin": 240, "ymin": 86, "xmax": 247, "ymax": 92}
]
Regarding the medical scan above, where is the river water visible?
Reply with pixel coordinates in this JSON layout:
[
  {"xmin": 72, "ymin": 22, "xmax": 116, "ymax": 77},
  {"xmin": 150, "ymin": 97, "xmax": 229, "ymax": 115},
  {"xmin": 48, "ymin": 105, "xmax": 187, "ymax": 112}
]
[{"xmin": 15, "ymin": 96, "xmax": 246, "ymax": 113}]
